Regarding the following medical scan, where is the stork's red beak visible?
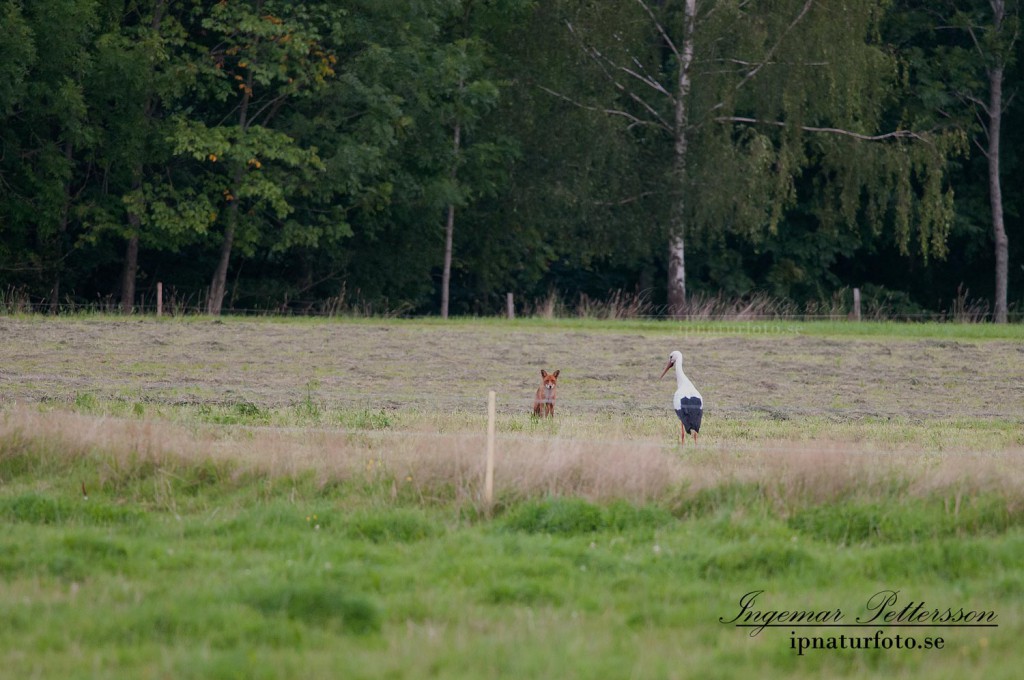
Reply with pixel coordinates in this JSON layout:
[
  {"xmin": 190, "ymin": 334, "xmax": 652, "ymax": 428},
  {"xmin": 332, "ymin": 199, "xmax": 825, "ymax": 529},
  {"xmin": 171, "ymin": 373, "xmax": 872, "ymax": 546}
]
[{"xmin": 659, "ymin": 361, "xmax": 673, "ymax": 379}]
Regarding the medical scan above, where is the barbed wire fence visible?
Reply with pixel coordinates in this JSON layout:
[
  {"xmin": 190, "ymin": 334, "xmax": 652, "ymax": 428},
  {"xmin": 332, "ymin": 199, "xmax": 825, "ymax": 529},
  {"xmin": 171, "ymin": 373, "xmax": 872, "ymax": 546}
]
[{"xmin": 2, "ymin": 284, "xmax": 1021, "ymax": 323}]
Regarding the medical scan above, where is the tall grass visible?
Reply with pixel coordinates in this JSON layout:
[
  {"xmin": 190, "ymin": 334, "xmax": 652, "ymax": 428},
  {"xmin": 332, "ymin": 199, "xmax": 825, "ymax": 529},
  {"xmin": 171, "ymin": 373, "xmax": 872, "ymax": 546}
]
[
  {"xmin": 523, "ymin": 287, "xmax": 1019, "ymax": 322},
  {"xmin": 4, "ymin": 408, "xmax": 1022, "ymax": 518},
  {"xmin": 3, "ymin": 282, "xmax": 1019, "ymax": 322},
  {"xmin": 525, "ymin": 289, "xmax": 798, "ymax": 321},
  {"xmin": 0, "ymin": 286, "xmax": 33, "ymax": 314},
  {"xmin": 951, "ymin": 284, "xmax": 992, "ymax": 323},
  {"xmin": 4, "ymin": 406, "xmax": 1024, "ymax": 679}
]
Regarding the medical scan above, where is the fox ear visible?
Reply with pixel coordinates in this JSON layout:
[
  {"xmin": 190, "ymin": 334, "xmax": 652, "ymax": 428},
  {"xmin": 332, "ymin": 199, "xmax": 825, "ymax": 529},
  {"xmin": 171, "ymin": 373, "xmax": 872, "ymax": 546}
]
[
  {"xmin": 552, "ymin": 370, "xmax": 560, "ymax": 378},
  {"xmin": 540, "ymin": 369, "xmax": 548, "ymax": 378}
]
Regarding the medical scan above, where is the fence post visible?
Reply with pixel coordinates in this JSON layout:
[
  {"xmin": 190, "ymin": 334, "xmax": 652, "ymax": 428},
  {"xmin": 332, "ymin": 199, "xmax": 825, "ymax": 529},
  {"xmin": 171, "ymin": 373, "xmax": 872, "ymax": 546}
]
[
  {"xmin": 485, "ymin": 390, "xmax": 496, "ymax": 512},
  {"xmin": 506, "ymin": 292, "xmax": 515, "ymax": 320},
  {"xmin": 853, "ymin": 287, "xmax": 861, "ymax": 322},
  {"xmin": 156, "ymin": 282, "xmax": 163, "ymax": 317}
]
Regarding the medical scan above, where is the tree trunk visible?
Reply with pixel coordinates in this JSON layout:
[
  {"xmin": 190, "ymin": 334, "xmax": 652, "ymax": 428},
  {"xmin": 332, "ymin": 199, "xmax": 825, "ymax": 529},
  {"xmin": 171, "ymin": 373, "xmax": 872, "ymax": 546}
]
[
  {"xmin": 666, "ymin": 0, "xmax": 696, "ymax": 317},
  {"xmin": 667, "ymin": 233, "xmax": 686, "ymax": 316},
  {"xmin": 50, "ymin": 141, "xmax": 75, "ymax": 314},
  {"xmin": 208, "ymin": 66, "xmax": 252, "ymax": 316},
  {"xmin": 121, "ymin": 172, "xmax": 143, "ymax": 314},
  {"xmin": 987, "ymin": 9, "xmax": 1008, "ymax": 323},
  {"xmin": 49, "ymin": 275, "xmax": 61, "ymax": 314},
  {"xmin": 119, "ymin": 4, "xmax": 166, "ymax": 315},
  {"xmin": 207, "ymin": 187, "xmax": 240, "ymax": 316},
  {"xmin": 441, "ymin": 204, "xmax": 456, "ymax": 319},
  {"xmin": 441, "ymin": 121, "xmax": 461, "ymax": 320},
  {"xmin": 120, "ymin": 230, "xmax": 139, "ymax": 314}
]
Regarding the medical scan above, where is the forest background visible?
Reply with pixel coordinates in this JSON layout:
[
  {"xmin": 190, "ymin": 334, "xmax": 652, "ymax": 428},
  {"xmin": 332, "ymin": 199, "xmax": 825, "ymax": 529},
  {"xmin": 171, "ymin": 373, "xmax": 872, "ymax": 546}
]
[{"xmin": 0, "ymin": 0, "xmax": 1020, "ymax": 320}]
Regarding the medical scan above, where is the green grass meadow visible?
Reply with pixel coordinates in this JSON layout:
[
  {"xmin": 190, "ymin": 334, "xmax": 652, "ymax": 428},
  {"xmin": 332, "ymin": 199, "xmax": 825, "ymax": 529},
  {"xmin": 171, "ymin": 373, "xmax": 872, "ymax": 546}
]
[{"xmin": 1, "ymin": 316, "xmax": 1023, "ymax": 678}]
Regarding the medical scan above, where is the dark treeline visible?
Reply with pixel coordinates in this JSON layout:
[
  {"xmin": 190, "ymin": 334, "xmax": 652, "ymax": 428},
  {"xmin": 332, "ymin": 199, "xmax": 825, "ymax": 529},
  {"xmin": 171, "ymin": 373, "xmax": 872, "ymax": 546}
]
[{"xmin": 0, "ymin": 0, "xmax": 1020, "ymax": 319}]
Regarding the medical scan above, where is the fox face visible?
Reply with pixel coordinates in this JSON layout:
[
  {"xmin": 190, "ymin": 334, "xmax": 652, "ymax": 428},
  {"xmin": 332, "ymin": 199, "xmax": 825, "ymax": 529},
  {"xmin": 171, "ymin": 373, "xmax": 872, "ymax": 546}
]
[
  {"xmin": 533, "ymin": 369, "xmax": 560, "ymax": 417},
  {"xmin": 540, "ymin": 369, "xmax": 559, "ymax": 391}
]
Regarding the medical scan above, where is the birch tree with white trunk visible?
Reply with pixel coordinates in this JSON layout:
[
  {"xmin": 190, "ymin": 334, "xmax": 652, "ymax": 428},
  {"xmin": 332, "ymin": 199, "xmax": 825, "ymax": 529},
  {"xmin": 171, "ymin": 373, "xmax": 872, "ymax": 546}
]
[{"xmin": 557, "ymin": 0, "xmax": 960, "ymax": 316}]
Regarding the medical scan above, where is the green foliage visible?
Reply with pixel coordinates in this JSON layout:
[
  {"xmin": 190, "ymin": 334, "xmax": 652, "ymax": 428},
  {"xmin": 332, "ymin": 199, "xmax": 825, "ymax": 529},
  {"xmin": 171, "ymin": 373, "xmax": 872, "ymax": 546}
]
[
  {"xmin": 0, "ymin": 0, "xmax": 1020, "ymax": 314},
  {"xmin": 0, "ymin": 1, "xmax": 34, "ymax": 116}
]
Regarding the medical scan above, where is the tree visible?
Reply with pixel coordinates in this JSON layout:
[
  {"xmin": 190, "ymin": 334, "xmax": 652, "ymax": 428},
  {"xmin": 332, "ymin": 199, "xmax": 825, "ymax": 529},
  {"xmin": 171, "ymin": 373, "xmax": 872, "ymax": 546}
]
[
  {"xmin": 115, "ymin": 1, "xmax": 171, "ymax": 314},
  {"xmin": 436, "ymin": 37, "xmax": 503, "ymax": 319},
  {"xmin": 0, "ymin": 0, "xmax": 1009, "ymax": 316},
  {"xmin": 887, "ymin": 0, "xmax": 1019, "ymax": 322},
  {"xmin": 388, "ymin": 1, "xmax": 520, "ymax": 319},
  {"xmin": 83, "ymin": 0, "xmax": 193, "ymax": 313},
  {"xmin": 0, "ymin": 0, "xmax": 102, "ymax": 311},
  {"xmin": 984, "ymin": 0, "xmax": 1016, "ymax": 323},
  {"xmin": 174, "ymin": 1, "xmax": 334, "ymax": 315},
  {"xmin": 457, "ymin": 1, "xmax": 662, "ymax": 310},
  {"xmin": 0, "ymin": 1, "xmax": 36, "ymax": 290},
  {"xmin": 556, "ymin": 0, "xmax": 959, "ymax": 315}
]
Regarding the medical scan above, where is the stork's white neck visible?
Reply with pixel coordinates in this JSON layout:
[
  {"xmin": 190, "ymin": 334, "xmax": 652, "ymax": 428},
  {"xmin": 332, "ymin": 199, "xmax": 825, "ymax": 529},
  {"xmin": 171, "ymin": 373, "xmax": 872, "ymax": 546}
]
[{"xmin": 674, "ymin": 359, "xmax": 687, "ymax": 387}]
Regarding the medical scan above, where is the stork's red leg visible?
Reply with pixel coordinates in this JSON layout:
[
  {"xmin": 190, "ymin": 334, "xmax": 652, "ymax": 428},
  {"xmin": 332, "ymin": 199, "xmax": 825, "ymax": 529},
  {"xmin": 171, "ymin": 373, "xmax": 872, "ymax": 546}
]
[
  {"xmin": 692, "ymin": 431, "xmax": 699, "ymax": 446},
  {"xmin": 680, "ymin": 422, "xmax": 686, "ymax": 445}
]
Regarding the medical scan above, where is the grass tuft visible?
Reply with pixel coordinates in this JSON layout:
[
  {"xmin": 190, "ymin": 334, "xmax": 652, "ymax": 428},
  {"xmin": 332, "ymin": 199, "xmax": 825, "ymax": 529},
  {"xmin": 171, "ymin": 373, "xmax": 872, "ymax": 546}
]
[
  {"xmin": 788, "ymin": 495, "xmax": 1024, "ymax": 544},
  {"xmin": 699, "ymin": 543, "xmax": 820, "ymax": 580},
  {"xmin": 345, "ymin": 508, "xmax": 441, "ymax": 543},
  {"xmin": 503, "ymin": 497, "xmax": 606, "ymax": 535},
  {"xmin": 502, "ymin": 497, "xmax": 672, "ymax": 535},
  {"xmin": 1, "ymin": 493, "xmax": 145, "ymax": 526},
  {"xmin": 244, "ymin": 581, "xmax": 382, "ymax": 634}
]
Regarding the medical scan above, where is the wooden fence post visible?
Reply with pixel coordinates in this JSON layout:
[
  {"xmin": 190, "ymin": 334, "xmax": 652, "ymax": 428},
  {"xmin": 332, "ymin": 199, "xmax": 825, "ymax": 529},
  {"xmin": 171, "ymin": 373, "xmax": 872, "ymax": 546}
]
[
  {"xmin": 485, "ymin": 390, "xmax": 496, "ymax": 512},
  {"xmin": 506, "ymin": 293, "xmax": 515, "ymax": 320},
  {"xmin": 853, "ymin": 287, "xmax": 861, "ymax": 322},
  {"xmin": 157, "ymin": 282, "xmax": 163, "ymax": 317}
]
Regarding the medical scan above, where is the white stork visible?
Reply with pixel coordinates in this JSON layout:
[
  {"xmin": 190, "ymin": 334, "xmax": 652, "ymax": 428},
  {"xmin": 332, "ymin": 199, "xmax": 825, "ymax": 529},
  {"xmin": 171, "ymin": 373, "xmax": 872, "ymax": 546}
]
[{"xmin": 660, "ymin": 350, "xmax": 703, "ymax": 445}]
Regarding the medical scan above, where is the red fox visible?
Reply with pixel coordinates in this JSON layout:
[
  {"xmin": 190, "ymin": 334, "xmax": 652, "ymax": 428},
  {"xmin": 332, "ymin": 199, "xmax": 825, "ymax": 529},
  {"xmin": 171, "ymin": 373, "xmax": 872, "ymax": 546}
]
[{"xmin": 532, "ymin": 369, "xmax": 560, "ymax": 417}]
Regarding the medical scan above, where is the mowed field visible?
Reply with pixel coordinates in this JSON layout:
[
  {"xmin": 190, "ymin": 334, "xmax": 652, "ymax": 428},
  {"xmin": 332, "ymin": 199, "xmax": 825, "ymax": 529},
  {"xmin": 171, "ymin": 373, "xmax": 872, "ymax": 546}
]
[{"xmin": 2, "ymin": 315, "xmax": 1024, "ymax": 679}]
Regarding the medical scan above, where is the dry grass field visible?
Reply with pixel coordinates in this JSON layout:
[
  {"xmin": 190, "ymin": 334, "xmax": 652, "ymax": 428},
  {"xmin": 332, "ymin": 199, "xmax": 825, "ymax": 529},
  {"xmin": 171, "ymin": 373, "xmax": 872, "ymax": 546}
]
[
  {"xmin": 3, "ymin": 315, "xmax": 1023, "ymax": 499},
  {"xmin": 3, "ymin": 315, "xmax": 1022, "ymax": 419},
  {"xmin": 1, "ymin": 315, "xmax": 1023, "ymax": 679}
]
